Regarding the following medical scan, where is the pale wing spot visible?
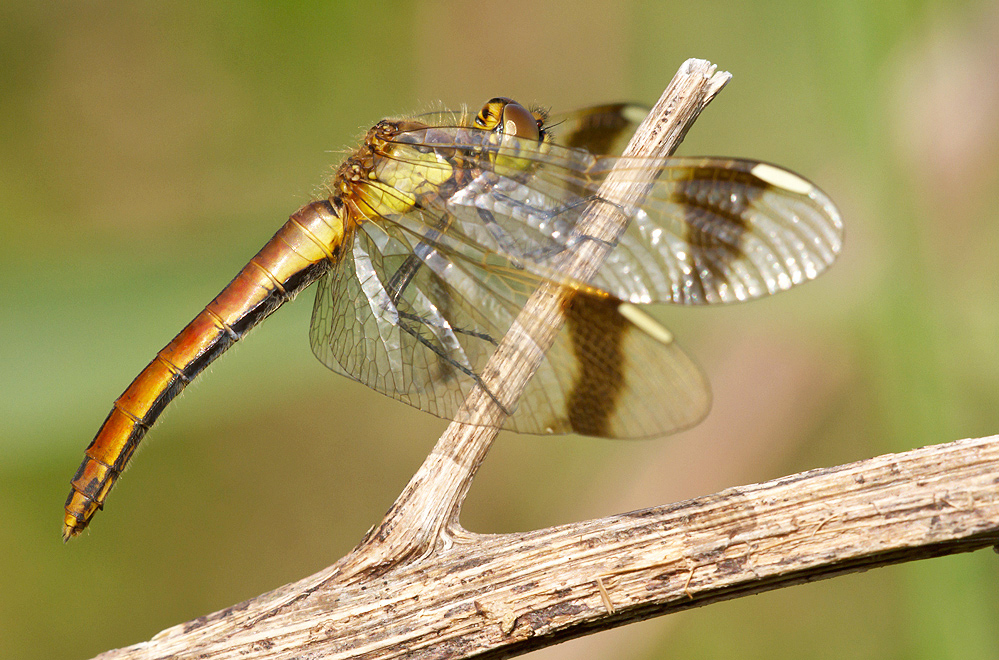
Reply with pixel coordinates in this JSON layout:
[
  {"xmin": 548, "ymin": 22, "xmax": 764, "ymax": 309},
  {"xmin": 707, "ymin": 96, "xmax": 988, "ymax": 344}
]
[
  {"xmin": 617, "ymin": 303, "xmax": 674, "ymax": 345},
  {"xmin": 622, "ymin": 105, "xmax": 650, "ymax": 124},
  {"xmin": 750, "ymin": 163, "xmax": 813, "ymax": 195}
]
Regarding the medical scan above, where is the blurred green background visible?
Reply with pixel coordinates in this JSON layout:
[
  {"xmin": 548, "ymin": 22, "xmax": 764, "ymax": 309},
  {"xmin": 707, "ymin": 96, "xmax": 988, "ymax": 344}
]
[{"xmin": 3, "ymin": 1, "xmax": 998, "ymax": 658}]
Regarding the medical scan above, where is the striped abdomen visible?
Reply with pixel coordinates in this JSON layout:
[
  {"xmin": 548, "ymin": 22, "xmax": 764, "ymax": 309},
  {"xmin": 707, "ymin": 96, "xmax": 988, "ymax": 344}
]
[{"xmin": 63, "ymin": 200, "xmax": 343, "ymax": 540}]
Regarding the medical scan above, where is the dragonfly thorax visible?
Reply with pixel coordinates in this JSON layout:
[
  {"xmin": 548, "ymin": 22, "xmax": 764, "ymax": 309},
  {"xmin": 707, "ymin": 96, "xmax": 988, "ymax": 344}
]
[{"xmin": 330, "ymin": 120, "xmax": 458, "ymax": 221}]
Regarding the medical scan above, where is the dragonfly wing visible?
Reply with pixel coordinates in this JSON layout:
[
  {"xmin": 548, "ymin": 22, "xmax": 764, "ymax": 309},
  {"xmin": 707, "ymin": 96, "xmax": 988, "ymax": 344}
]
[
  {"xmin": 576, "ymin": 157, "xmax": 844, "ymax": 304},
  {"xmin": 309, "ymin": 211, "xmax": 709, "ymax": 438},
  {"xmin": 524, "ymin": 291, "xmax": 710, "ymax": 438},
  {"xmin": 548, "ymin": 103, "xmax": 649, "ymax": 156},
  {"xmin": 407, "ymin": 136, "xmax": 843, "ymax": 307},
  {"xmin": 310, "ymin": 218, "xmax": 504, "ymax": 421},
  {"xmin": 314, "ymin": 121, "xmax": 838, "ymax": 437}
]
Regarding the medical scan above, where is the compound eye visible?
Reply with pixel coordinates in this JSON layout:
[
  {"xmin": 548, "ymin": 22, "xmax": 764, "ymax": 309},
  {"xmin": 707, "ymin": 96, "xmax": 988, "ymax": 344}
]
[
  {"xmin": 500, "ymin": 102, "xmax": 540, "ymax": 142},
  {"xmin": 475, "ymin": 97, "xmax": 513, "ymax": 130}
]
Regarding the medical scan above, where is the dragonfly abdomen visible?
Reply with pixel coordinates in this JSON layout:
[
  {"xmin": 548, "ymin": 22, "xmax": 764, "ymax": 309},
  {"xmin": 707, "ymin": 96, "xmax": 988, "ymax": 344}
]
[{"xmin": 63, "ymin": 200, "xmax": 344, "ymax": 540}]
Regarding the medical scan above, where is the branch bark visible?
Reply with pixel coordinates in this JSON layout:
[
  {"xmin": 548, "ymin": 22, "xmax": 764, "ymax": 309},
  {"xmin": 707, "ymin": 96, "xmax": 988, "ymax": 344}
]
[
  {"xmin": 87, "ymin": 59, "xmax": 999, "ymax": 660},
  {"xmin": 98, "ymin": 435, "xmax": 999, "ymax": 659}
]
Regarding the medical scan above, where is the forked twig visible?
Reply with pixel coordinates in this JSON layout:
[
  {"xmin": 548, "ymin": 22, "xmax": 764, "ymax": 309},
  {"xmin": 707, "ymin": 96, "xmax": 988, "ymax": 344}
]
[{"xmin": 354, "ymin": 59, "xmax": 731, "ymax": 568}]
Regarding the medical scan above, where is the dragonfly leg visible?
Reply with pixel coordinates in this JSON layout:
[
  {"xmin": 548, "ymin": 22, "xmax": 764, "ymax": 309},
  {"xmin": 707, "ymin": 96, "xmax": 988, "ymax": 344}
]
[
  {"xmin": 382, "ymin": 240, "xmax": 505, "ymax": 408},
  {"xmin": 396, "ymin": 316, "xmax": 510, "ymax": 416},
  {"xmin": 398, "ymin": 310, "xmax": 497, "ymax": 344}
]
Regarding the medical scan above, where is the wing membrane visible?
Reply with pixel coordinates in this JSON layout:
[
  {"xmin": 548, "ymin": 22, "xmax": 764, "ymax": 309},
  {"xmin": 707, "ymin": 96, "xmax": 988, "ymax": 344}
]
[
  {"xmin": 548, "ymin": 103, "xmax": 649, "ymax": 157},
  {"xmin": 588, "ymin": 158, "xmax": 843, "ymax": 304},
  {"xmin": 309, "ymin": 208, "xmax": 709, "ymax": 438}
]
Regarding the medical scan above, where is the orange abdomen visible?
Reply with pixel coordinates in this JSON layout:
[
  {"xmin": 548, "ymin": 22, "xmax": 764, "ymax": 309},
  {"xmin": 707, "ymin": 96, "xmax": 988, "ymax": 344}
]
[{"xmin": 63, "ymin": 200, "xmax": 343, "ymax": 540}]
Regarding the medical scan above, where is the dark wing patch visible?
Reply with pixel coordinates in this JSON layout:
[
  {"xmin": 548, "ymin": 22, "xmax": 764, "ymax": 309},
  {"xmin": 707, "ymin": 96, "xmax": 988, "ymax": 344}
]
[{"xmin": 549, "ymin": 103, "xmax": 649, "ymax": 156}]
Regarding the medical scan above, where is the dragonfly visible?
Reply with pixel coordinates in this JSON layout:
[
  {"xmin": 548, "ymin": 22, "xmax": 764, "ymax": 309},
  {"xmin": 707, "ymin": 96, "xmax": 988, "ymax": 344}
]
[{"xmin": 64, "ymin": 97, "xmax": 843, "ymax": 540}]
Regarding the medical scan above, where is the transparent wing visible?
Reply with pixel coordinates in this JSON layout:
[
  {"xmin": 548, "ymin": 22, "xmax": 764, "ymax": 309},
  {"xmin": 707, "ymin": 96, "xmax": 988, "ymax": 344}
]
[
  {"xmin": 384, "ymin": 127, "xmax": 843, "ymax": 307},
  {"xmin": 310, "ymin": 219, "xmax": 506, "ymax": 422},
  {"xmin": 585, "ymin": 157, "xmax": 844, "ymax": 304},
  {"xmin": 309, "ymin": 211, "xmax": 709, "ymax": 438}
]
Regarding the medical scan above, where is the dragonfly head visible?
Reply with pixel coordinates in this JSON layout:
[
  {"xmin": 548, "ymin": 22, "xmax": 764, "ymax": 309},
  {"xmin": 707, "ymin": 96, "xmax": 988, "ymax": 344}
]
[
  {"xmin": 474, "ymin": 97, "xmax": 547, "ymax": 142},
  {"xmin": 474, "ymin": 98, "xmax": 550, "ymax": 176}
]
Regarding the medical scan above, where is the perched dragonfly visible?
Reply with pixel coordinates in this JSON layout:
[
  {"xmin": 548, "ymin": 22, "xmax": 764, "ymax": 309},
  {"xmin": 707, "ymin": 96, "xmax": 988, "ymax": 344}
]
[{"xmin": 64, "ymin": 98, "xmax": 842, "ymax": 540}]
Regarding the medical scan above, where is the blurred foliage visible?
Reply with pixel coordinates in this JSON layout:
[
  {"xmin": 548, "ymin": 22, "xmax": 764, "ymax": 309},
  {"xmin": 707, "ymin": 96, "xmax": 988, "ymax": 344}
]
[{"xmin": 1, "ymin": 1, "xmax": 998, "ymax": 659}]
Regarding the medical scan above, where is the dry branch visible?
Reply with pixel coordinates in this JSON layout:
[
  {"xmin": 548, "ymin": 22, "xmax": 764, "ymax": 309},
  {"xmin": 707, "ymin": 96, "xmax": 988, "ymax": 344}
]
[
  {"xmin": 98, "ymin": 435, "xmax": 999, "ymax": 659},
  {"xmin": 88, "ymin": 59, "xmax": 999, "ymax": 660}
]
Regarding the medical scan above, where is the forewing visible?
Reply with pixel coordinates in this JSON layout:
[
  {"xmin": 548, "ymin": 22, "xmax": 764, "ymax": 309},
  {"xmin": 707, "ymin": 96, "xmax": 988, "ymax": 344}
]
[
  {"xmin": 388, "ymin": 125, "xmax": 842, "ymax": 307},
  {"xmin": 585, "ymin": 157, "xmax": 844, "ymax": 304}
]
